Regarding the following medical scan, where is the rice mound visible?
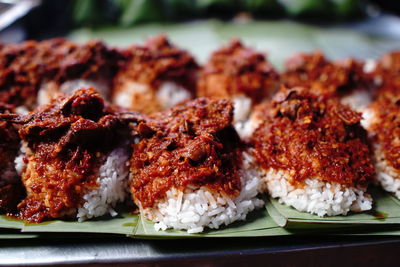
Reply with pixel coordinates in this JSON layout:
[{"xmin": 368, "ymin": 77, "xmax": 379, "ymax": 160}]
[
  {"xmin": 15, "ymin": 146, "xmax": 130, "ymax": 221},
  {"xmin": 261, "ymin": 168, "xmax": 372, "ymax": 216},
  {"xmin": 361, "ymin": 108, "xmax": 400, "ymax": 198},
  {"xmin": 77, "ymin": 148, "xmax": 130, "ymax": 221},
  {"xmin": 139, "ymin": 152, "xmax": 264, "ymax": 234},
  {"xmin": 373, "ymin": 145, "xmax": 400, "ymax": 199}
]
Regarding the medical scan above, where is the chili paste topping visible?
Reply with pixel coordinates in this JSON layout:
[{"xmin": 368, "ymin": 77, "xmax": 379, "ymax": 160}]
[
  {"xmin": 252, "ymin": 87, "xmax": 374, "ymax": 187},
  {"xmin": 130, "ymin": 98, "xmax": 243, "ymax": 208}
]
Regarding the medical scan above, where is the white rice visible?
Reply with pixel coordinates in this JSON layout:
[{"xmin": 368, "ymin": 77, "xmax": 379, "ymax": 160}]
[
  {"xmin": 340, "ymin": 89, "xmax": 372, "ymax": 112},
  {"xmin": 260, "ymin": 168, "xmax": 372, "ymax": 216},
  {"xmin": 14, "ymin": 142, "xmax": 28, "ymax": 176},
  {"xmin": 15, "ymin": 106, "xmax": 29, "ymax": 115},
  {"xmin": 113, "ymin": 81, "xmax": 191, "ymax": 110},
  {"xmin": 232, "ymin": 96, "xmax": 260, "ymax": 139},
  {"xmin": 156, "ymin": 81, "xmax": 192, "ymax": 108},
  {"xmin": 232, "ymin": 96, "xmax": 252, "ymax": 124},
  {"xmin": 139, "ymin": 151, "xmax": 264, "ymax": 233},
  {"xmin": 363, "ymin": 59, "xmax": 376, "ymax": 74},
  {"xmin": 113, "ymin": 81, "xmax": 148, "ymax": 109},
  {"xmin": 77, "ymin": 147, "xmax": 130, "ymax": 221},
  {"xmin": 38, "ymin": 79, "xmax": 109, "ymax": 106},
  {"xmin": 373, "ymin": 145, "xmax": 400, "ymax": 199}
]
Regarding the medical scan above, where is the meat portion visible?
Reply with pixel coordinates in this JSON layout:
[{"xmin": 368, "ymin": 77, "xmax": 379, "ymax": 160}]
[
  {"xmin": 252, "ymin": 87, "xmax": 374, "ymax": 187},
  {"xmin": 282, "ymin": 51, "xmax": 371, "ymax": 100},
  {"xmin": 130, "ymin": 98, "xmax": 243, "ymax": 208},
  {"xmin": 0, "ymin": 39, "xmax": 122, "ymax": 109},
  {"xmin": 113, "ymin": 35, "xmax": 198, "ymax": 114},
  {"xmin": 0, "ymin": 103, "xmax": 23, "ymax": 213},
  {"xmin": 197, "ymin": 40, "xmax": 279, "ymax": 103},
  {"xmin": 14, "ymin": 88, "xmax": 138, "ymax": 222},
  {"xmin": 372, "ymin": 51, "xmax": 400, "ymax": 101}
]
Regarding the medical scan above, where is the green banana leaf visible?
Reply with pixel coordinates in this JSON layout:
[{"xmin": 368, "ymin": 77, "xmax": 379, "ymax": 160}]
[
  {"xmin": 266, "ymin": 187, "xmax": 400, "ymax": 229},
  {"xmin": 21, "ymin": 212, "xmax": 139, "ymax": 235},
  {"xmin": 133, "ymin": 209, "xmax": 282, "ymax": 238},
  {"xmin": 0, "ymin": 229, "xmax": 38, "ymax": 239},
  {"xmin": 0, "ymin": 215, "xmax": 25, "ymax": 230}
]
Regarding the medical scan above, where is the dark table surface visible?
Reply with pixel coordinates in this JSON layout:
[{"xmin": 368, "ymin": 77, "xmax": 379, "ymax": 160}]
[{"xmin": 1, "ymin": 235, "xmax": 400, "ymax": 266}]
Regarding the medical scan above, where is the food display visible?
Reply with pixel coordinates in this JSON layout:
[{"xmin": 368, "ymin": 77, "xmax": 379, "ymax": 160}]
[{"xmin": 1, "ymin": 35, "xmax": 400, "ymax": 236}]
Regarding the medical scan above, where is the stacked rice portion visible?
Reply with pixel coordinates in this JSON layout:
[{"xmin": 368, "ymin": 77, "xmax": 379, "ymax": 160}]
[
  {"xmin": 0, "ymin": 104, "xmax": 24, "ymax": 213},
  {"xmin": 112, "ymin": 35, "xmax": 198, "ymax": 114},
  {"xmin": 362, "ymin": 52, "xmax": 400, "ymax": 198},
  {"xmin": 14, "ymin": 88, "xmax": 133, "ymax": 222},
  {"xmin": 281, "ymin": 51, "xmax": 373, "ymax": 112},
  {"xmin": 251, "ymin": 88, "xmax": 374, "ymax": 216},
  {"xmin": 0, "ymin": 38, "xmax": 121, "ymax": 111},
  {"xmin": 129, "ymin": 98, "xmax": 264, "ymax": 233},
  {"xmin": 197, "ymin": 40, "xmax": 279, "ymax": 138}
]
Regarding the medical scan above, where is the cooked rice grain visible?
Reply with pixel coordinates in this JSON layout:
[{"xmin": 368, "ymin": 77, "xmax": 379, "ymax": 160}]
[
  {"xmin": 261, "ymin": 168, "xmax": 372, "ymax": 216},
  {"xmin": 77, "ymin": 148, "xmax": 130, "ymax": 221},
  {"xmin": 139, "ymin": 152, "xmax": 264, "ymax": 233}
]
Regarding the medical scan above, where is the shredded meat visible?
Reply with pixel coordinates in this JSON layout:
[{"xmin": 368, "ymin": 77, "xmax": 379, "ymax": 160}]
[
  {"xmin": 0, "ymin": 103, "xmax": 24, "ymax": 213},
  {"xmin": 282, "ymin": 51, "xmax": 370, "ymax": 98},
  {"xmin": 130, "ymin": 98, "xmax": 243, "ymax": 208},
  {"xmin": 14, "ymin": 88, "xmax": 138, "ymax": 222},
  {"xmin": 252, "ymin": 87, "xmax": 374, "ymax": 187},
  {"xmin": 113, "ymin": 35, "xmax": 198, "ymax": 113},
  {"xmin": 0, "ymin": 38, "xmax": 122, "ymax": 108},
  {"xmin": 197, "ymin": 40, "xmax": 279, "ymax": 103}
]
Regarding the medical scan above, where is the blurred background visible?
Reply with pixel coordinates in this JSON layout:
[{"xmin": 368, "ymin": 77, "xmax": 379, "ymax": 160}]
[{"xmin": 1, "ymin": 0, "xmax": 400, "ymax": 66}]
